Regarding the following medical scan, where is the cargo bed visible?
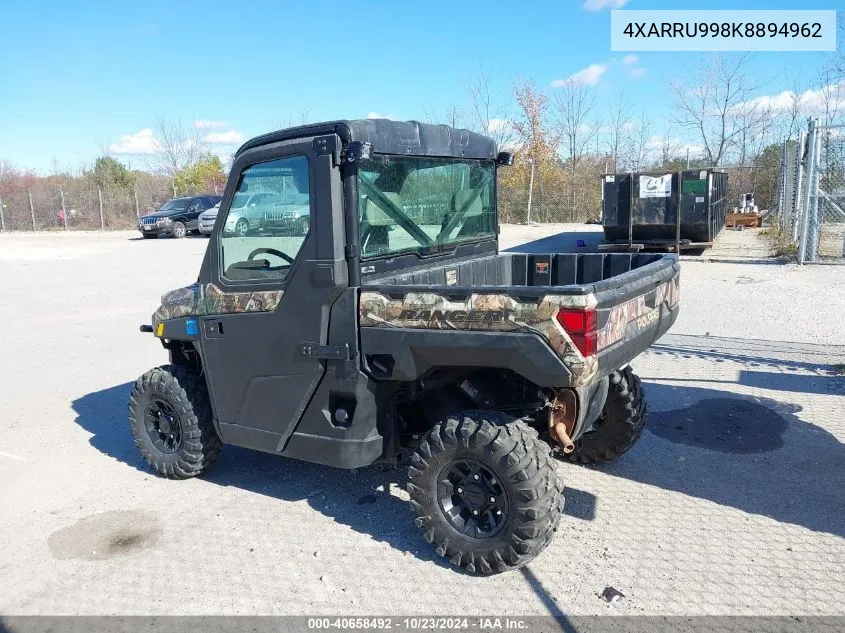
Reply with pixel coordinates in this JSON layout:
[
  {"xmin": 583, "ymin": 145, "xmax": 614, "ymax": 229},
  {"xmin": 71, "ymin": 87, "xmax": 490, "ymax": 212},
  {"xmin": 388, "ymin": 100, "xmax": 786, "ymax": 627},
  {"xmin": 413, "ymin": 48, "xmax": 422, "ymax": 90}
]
[{"xmin": 359, "ymin": 252, "xmax": 680, "ymax": 389}]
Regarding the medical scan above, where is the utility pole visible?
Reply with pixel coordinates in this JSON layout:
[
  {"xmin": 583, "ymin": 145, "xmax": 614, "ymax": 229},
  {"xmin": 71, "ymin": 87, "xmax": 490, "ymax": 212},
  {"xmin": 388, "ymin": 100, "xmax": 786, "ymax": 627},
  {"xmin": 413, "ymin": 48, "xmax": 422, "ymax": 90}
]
[
  {"xmin": 28, "ymin": 189, "xmax": 36, "ymax": 231},
  {"xmin": 134, "ymin": 184, "xmax": 140, "ymax": 218},
  {"xmin": 98, "ymin": 187, "xmax": 105, "ymax": 230},
  {"xmin": 60, "ymin": 188, "xmax": 68, "ymax": 230},
  {"xmin": 0, "ymin": 196, "xmax": 5, "ymax": 232},
  {"xmin": 525, "ymin": 158, "xmax": 535, "ymax": 225}
]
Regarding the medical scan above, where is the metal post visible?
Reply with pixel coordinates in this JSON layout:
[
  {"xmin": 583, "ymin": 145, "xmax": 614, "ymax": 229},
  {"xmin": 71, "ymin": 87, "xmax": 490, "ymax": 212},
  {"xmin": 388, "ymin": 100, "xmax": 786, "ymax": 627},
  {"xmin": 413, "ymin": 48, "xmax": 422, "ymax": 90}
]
[
  {"xmin": 60, "ymin": 188, "xmax": 68, "ymax": 230},
  {"xmin": 0, "ymin": 196, "xmax": 5, "ymax": 232},
  {"xmin": 28, "ymin": 189, "xmax": 35, "ymax": 231},
  {"xmin": 628, "ymin": 172, "xmax": 634, "ymax": 251},
  {"xmin": 798, "ymin": 119, "xmax": 818, "ymax": 265},
  {"xmin": 98, "ymin": 187, "xmax": 104, "ymax": 230},
  {"xmin": 792, "ymin": 130, "xmax": 807, "ymax": 243},
  {"xmin": 807, "ymin": 129, "xmax": 822, "ymax": 263},
  {"xmin": 675, "ymin": 171, "xmax": 682, "ymax": 254},
  {"xmin": 778, "ymin": 140, "xmax": 788, "ymax": 235},
  {"xmin": 525, "ymin": 159, "xmax": 535, "ymax": 225},
  {"xmin": 134, "ymin": 184, "xmax": 140, "ymax": 218}
]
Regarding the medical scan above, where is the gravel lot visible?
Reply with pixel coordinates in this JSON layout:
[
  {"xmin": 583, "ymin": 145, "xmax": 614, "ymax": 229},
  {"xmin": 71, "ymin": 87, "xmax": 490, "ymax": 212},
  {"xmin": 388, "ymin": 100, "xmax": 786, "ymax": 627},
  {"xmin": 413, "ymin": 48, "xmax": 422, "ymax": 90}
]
[{"xmin": 0, "ymin": 226, "xmax": 843, "ymax": 616}]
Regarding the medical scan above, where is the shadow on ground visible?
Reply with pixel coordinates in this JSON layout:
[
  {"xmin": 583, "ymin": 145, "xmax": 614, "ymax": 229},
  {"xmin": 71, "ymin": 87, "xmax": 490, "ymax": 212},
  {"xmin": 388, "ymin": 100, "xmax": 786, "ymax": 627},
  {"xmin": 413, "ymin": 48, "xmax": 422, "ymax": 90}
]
[
  {"xmin": 71, "ymin": 383, "xmax": 595, "ymax": 574},
  {"xmin": 645, "ymin": 334, "xmax": 845, "ymax": 397},
  {"xmin": 72, "ymin": 367, "xmax": 844, "ymax": 559},
  {"xmin": 505, "ymin": 229, "xmax": 604, "ymax": 254},
  {"xmin": 597, "ymin": 382, "xmax": 845, "ymax": 538}
]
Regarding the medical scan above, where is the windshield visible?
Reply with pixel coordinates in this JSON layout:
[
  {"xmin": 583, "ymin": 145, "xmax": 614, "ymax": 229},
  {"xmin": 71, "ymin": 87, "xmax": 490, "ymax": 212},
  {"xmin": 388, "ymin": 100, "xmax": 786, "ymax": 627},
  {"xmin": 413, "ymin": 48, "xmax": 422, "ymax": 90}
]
[
  {"xmin": 159, "ymin": 199, "xmax": 189, "ymax": 211},
  {"xmin": 357, "ymin": 155, "xmax": 496, "ymax": 259}
]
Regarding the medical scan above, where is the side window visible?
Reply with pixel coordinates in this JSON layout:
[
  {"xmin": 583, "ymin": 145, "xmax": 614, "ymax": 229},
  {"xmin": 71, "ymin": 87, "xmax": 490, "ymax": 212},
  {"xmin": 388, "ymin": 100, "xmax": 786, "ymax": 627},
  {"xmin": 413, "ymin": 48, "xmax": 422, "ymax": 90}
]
[{"xmin": 220, "ymin": 155, "xmax": 311, "ymax": 283}]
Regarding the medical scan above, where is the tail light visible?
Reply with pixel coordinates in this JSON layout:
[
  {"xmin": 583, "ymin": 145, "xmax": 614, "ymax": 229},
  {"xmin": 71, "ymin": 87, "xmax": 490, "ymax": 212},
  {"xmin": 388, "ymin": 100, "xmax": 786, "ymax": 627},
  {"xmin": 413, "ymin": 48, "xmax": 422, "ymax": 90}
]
[{"xmin": 555, "ymin": 308, "xmax": 598, "ymax": 357}]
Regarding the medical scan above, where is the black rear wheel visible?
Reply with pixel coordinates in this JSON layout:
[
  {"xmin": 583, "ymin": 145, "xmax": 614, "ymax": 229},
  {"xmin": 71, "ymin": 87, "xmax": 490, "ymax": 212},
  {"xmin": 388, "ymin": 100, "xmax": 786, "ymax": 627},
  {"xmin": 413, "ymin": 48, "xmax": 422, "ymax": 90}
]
[
  {"xmin": 408, "ymin": 411, "xmax": 565, "ymax": 575},
  {"xmin": 128, "ymin": 365, "xmax": 221, "ymax": 479},
  {"xmin": 565, "ymin": 366, "xmax": 646, "ymax": 464}
]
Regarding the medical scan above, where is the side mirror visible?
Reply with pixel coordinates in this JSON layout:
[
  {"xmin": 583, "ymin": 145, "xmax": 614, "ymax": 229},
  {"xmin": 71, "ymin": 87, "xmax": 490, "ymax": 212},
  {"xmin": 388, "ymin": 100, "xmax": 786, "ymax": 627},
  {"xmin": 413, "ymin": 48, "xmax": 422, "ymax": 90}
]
[{"xmin": 496, "ymin": 152, "xmax": 514, "ymax": 166}]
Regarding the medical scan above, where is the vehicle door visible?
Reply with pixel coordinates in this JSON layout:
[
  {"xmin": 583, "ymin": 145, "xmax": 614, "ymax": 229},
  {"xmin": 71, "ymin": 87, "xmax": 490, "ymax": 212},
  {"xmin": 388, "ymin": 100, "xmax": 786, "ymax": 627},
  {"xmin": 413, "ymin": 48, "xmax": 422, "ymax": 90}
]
[
  {"xmin": 185, "ymin": 198, "xmax": 204, "ymax": 230},
  {"xmin": 198, "ymin": 135, "xmax": 347, "ymax": 451}
]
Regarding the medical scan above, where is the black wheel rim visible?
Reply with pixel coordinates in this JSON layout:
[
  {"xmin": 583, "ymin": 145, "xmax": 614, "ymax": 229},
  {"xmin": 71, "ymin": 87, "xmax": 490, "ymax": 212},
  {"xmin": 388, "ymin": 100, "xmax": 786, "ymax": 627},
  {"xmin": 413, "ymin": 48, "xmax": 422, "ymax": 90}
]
[
  {"xmin": 437, "ymin": 459, "xmax": 508, "ymax": 539},
  {"xmin": 143, "ymin": 399, "xmax": 182, "ymax": 453}
]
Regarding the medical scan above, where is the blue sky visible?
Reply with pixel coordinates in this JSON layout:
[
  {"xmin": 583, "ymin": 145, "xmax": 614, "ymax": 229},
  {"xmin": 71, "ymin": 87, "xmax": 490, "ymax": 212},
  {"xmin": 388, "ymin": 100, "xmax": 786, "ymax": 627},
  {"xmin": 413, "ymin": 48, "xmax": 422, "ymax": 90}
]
[{"xmin": 0, "ymin": 0, "xmax": 839, "ymax": 172}]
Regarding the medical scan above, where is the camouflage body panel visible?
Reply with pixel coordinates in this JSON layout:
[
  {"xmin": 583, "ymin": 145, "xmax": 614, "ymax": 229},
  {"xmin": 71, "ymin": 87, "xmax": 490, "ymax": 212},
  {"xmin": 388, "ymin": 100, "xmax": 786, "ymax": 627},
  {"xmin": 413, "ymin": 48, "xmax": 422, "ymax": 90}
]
[
  {"xmin": 152, "ymin": 283, "xmax": 283, "ymax": 327},
  {"xmin": 360, "ymin": 291, "xmax": 597, "ymax": 384},
  {"xmin": 596, "ymin": 275, "xmax": 680, "ymax": 350},
  {"xmin": 359, "ymin": 276, "xmax": 679, "ymax": 386}
]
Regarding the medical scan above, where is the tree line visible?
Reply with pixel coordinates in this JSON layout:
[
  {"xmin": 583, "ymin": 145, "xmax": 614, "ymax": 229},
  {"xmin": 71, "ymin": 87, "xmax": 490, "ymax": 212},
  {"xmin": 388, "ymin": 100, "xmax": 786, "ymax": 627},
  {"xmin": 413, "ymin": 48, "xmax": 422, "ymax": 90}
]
[{"xmin": 1, "ymin": 49, "xmax": 843, "ymax": 230}]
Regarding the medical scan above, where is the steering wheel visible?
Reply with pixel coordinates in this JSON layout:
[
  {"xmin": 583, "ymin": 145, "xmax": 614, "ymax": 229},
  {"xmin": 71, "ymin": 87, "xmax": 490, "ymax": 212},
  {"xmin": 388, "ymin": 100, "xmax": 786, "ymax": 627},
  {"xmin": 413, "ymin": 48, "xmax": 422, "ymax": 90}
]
[{"xmin": 247, "ymin": 247, "xmax": 295, "ymax": 265}]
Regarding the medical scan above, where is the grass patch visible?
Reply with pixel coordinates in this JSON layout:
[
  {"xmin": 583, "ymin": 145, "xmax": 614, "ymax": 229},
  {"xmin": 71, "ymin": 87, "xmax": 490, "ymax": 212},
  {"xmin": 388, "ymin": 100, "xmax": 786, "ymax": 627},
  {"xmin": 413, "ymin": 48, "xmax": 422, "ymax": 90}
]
[{"xmin": 761, "ymin": 227, "xmax": 798, "ymax": 260}]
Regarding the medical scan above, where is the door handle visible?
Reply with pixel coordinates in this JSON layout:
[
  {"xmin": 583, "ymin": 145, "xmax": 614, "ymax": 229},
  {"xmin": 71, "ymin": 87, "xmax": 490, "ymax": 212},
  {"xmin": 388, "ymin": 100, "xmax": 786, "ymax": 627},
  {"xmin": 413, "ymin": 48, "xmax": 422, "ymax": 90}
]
[{"xmin": 204, "ymin": 319, "xmax": 224, "ymax": 338}]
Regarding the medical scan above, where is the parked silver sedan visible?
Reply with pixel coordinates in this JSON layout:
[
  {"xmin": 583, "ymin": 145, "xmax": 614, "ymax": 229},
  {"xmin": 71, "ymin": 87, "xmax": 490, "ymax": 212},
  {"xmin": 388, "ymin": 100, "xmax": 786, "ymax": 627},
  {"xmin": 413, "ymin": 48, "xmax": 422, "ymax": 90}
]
[{"xmin": 198, "ymin": 203, "xmax": 220, "ymax": 235}]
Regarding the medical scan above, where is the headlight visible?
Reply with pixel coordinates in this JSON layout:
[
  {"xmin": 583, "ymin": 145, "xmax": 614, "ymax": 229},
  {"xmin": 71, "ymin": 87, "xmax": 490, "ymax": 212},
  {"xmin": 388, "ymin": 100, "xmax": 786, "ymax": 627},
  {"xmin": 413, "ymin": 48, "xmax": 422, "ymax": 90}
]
[{"xmin": 157, "ymin": 217, "xmax": 173, "ymax": 225}]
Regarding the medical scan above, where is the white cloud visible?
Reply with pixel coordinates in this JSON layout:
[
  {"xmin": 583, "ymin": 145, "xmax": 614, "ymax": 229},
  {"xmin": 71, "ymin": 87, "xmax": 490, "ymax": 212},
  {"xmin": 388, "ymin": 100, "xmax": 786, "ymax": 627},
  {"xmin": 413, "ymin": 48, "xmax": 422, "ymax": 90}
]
[
  {"xmin": 622, "ymin": 54, "xmax": 638, "ymax": 65},
  {"xmin": 486, "ymin": 118, "xmax": 510, "ymax": 134},
  {"xmin": 735, "ymin": 82, "xmax": 845, "ymax": 118},
  {"xmin": 367, "ymin": 112, "xmax": 398, "ymax": 120},
  {"xmin": 630, "ymin": 67, "xmax": 648, "ymax": 78},
  {"xmin": 583, "ymin": 0, "xmax": 629, "ymax": 11},
  {"xmin": 193, "ymin": 119, "xmax": 228, "ymax": 129},
  {"xmin": 645, "ymin": 135, "xmax": 704, "ymax": 156},
  {"xmin": 108, "ymin": 129, "xmax": 159, "ymax": 155},
  {"xmin": 552, "ymin": 63, "xmax": 608, "ymax": 87},
  {"xmin": 202, "ymin": 130, "xmax": 244, "ymax": 145}
]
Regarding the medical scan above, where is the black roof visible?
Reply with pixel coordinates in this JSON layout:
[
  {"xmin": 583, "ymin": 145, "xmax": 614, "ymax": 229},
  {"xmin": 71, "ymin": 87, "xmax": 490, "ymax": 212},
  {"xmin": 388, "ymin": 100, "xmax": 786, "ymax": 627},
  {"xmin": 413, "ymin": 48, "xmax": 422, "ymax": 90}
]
[{"xmin": 236, "ymin": 119, "xmax": 497, "ymax": 161}]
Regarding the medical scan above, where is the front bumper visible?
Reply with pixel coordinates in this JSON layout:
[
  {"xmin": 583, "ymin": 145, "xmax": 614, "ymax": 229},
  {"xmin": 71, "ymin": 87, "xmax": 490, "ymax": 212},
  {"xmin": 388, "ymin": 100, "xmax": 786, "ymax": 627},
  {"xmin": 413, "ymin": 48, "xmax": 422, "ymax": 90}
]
[
  {"xmin": 198, "ymin": 222, "xmax": 215, "ymax": 234},
  {"xmin": 139, "ymin": 225, "xmax": 171, "ymax": 236}
]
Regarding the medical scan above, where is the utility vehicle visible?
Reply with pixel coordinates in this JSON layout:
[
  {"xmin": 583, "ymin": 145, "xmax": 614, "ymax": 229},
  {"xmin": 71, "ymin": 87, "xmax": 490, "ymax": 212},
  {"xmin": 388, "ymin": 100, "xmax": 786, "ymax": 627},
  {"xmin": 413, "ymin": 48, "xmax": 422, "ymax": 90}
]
[{"xmin": 130, "ymin": 119, "xmax": 680, "ymax": 574}]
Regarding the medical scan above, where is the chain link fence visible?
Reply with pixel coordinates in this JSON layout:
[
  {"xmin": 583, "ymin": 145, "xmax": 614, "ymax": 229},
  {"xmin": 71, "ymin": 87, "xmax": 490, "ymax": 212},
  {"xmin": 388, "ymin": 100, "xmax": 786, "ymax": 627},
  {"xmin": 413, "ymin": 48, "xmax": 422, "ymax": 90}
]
[
  {"xmin": 0, "ymin": 174, "xmax": 178, "ymax": 232},
  {"xmin": 775, "ymin": 119, "xmax": 845, "ymax": 264}
]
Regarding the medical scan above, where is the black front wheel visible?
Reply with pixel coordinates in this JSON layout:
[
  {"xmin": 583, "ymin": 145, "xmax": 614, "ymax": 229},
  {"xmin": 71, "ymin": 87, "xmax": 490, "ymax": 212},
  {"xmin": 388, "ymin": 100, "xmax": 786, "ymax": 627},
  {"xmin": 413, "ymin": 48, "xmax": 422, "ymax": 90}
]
[
  {"xmin": 408, "ymin": 411, "xmax": 564, "ymax": 575},
  {"xmin": 128, "ymin": 365, "xmax": 221, "ymax": 479}
]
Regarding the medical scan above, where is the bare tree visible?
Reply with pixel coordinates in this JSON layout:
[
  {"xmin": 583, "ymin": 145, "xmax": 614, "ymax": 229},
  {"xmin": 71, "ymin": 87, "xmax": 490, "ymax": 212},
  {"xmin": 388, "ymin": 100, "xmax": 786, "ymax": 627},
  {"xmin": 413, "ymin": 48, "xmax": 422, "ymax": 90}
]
[
  {"xmin": 552, "ymin": 79, "xmax": 598, "ymax": 214},
  {"xmin": 780, "ymin": 80, "xmax": 805, "ymax": 142},
  {"xmin": 657, "ymin": 123, "xmax": 683, "ymax": 169},
  {"xmin": 627, "ymin": 109, "xmax": 652, "ymax": 171},
  {"xmin": 815, "ymin": 66, "xmax": 843, "ymax": 127},
  {"xmin": 605, "ymin": 93, "xmax": 632, "ymax": 172},
  {"xmin": 147, "ymin": 117, "xmax": 206, "ymax": 185},
  {"xmin": 671, "ymin": 54, "xmax": 767, "ymax": 167},
  {"xmin": 466, "ymin": 65, "xmax": 514, "ymax": 148},
  {"xmin": 422, "ymin": 104, "xmax": 465, "ymax": 129}
]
